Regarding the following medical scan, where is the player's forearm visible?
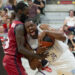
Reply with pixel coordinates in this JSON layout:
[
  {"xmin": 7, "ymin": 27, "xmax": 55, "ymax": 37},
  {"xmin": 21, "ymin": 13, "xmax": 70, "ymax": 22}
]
[
  {"xmin": 46, "ymin": 31, "xmax": 66, "ymax": 41},
  {"xmin": 18, "ymin": 47, "xmax": 41, "ymax": 59}
]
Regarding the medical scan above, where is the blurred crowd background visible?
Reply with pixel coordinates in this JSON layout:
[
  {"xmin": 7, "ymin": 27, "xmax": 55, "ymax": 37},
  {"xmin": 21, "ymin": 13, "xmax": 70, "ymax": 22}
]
[{"xmin": 0, "ymin": 0, "xmax": 75, "ymax": 56}]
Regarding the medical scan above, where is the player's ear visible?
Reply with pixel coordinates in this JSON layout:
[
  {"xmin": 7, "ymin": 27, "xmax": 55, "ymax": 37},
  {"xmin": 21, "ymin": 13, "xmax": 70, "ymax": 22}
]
[{"xmin": 35, "ymin": 24, "xmax": 37, "ymax": 27}]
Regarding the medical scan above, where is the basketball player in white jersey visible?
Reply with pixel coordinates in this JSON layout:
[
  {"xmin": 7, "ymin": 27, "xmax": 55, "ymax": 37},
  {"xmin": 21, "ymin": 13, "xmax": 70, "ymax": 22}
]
[
  {"xmin": 36, "ymin": 24, "xmax": 75, "ymax": 75},
  {"xmin": 24, "ymin": 19, "xmax": 72, "ymax": 75}
]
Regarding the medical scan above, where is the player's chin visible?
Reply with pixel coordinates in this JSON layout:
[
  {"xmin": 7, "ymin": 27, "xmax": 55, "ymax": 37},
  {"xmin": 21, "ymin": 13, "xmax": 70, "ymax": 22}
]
[
  {"xmin": 30, "ymin": 32, "xmax": 36, "ymax": 36},
  {"xmin": 31, "ymin": 35, "xmax": 36, "ymax": 39}
]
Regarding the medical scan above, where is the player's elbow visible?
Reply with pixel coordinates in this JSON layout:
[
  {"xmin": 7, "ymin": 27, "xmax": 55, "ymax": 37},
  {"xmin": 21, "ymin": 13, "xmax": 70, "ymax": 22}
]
[
  {"xmin": 61, "ymin": 36, "xmax": 66, "ymax": 41},
  {"xmin": 57, "ymin": 33, "xmax": 66, "ymax": 41},
  {"xmin": 59, "ymin": 34, "xmax": 66, "ymax": 41},
  {"xmin": 18, "ymin": 47, "xmax": 22, "ymax": 53}
]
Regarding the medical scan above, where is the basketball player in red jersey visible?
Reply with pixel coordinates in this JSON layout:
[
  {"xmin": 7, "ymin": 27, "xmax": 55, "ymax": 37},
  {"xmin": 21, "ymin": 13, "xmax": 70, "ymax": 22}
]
[{"xmin": 3, "ymin": 2, "xmax": 46, "ymax": 75}]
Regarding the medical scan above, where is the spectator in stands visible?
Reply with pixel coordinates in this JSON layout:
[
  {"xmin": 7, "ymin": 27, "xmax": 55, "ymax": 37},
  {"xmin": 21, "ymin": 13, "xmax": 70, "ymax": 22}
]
[
  {"xmin": 23, "ymin": 0, "xmax": 28, "ymax": 6},
  {"xmin": 1, "ymin": 8, "xmax": 8, "ymax": 24},
  {"xmin": 10, "ymin": 12, "xmax": 16, "ymax": 23},
  {"xmin": 34, "ymin": 0, "xmax": 45, "ymax": 15},
  {"xmin": 63, "ymin": 25, "xmax": 70, "ymax": 35},
  {"xmin": 0, "ymin": 9, "xmax": 8, "ymax": 27},
  {"xmin": 0, "ymin": 10, "xmax": 4, "ymax": 33},
  {"xmin": 0, "ymin": 0, "xmax": 3, "ymax": 10},
  {"xmin": 68, "ymin": 26, "xmax": 75, "ymax": 35},
  {"xmin": 4, "ymin": 0, "xmax": 13, "ymax": 10},
  {"xmin": 28, "ymin": 0, "xmax": 40, "ymax": 24},
  {"xmin": 0, "ymin": 8, "xmax": 11, "ymax": 33},
  {"xmin": 63, "ymin": 25, "xmax": 75, "ymax": 35},
  {"xmin": 67, "ymin": 32, "xmax": 75, "ymax": 57},
  {"xmin": 3, "ymin": 18, "xmax": 11, "ymax": 33},
  {"xmin": 64, "ymin": 10, "xmax": 75, "ymax": 27},
  {"xmin": 2, "ymin": 12, "xmax": 16, "ymax": 33},
  {"xmin": 2, "ymin": 8, "xmax": 8, "ymax": 16},
  {"xmin": 0, "ymin": 10, "xmax": 2, "ymax": 25},
  {"xmin": 4, "ymin": 0, "xmax": 17, "ymax": 10}
]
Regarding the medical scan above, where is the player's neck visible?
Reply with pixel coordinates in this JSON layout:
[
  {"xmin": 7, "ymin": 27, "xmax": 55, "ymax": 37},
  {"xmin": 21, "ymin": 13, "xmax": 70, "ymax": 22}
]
[
  {"xmin": 15, "ymin": 15, "xmax": 20, "ymax": 21},
  {"xmin": 28, "ymin": 30, "xmax": 38, "ymax": 39}
]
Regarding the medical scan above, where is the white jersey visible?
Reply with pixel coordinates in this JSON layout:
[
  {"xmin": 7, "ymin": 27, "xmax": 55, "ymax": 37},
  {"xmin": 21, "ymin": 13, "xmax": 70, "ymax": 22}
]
[
  {"xmin": 27, "ymin": 26, "xmax": 43, "ymax": 50},
  {"xmin": 35, "ymin": 25, "xmax": 75, "ymax": 75},
  {"xmin": 27, "ymin": 34, "xmax": 38, "ymax": 50},
  {"xmin": 22, "ymin": 25, "xmax": 75, "ymax": 75}
]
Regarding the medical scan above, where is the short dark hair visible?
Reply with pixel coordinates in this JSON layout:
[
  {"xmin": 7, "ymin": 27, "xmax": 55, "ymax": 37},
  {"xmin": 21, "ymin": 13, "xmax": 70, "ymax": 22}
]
[
  {"xmin": 25, "ymin": 18, "xmax": 34, "ymax": 24},
  {"xmin": 3, "ymin": 8, "xmax": 8, "ymax": 13},
  {"xmin": 14, "ymin": 1, "xmax": 28, "ymax": 13}
]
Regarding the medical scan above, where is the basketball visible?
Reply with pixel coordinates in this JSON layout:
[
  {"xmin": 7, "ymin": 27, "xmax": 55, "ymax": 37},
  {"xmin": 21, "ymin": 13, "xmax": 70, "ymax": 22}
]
[{"xmin": 40, "ymin": 35, "xmax": 55, "ymax": 48}]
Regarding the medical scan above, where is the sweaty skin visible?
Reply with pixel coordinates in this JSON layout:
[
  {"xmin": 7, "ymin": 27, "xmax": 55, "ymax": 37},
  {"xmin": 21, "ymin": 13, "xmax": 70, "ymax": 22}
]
[
  {"xmin": 24, "ymin": 21, "xmax": 66, "ymax": 70},
  {"xmin": 39, "ymin": 24, "xmax": 66, "ymax": 42},
  {"xmin": 39, "ymin": 31, "xmax": 66, "ymax": 42},
  {"xmin": 15, "ymin": 24, "xmax": 44, "ymax": 60}
]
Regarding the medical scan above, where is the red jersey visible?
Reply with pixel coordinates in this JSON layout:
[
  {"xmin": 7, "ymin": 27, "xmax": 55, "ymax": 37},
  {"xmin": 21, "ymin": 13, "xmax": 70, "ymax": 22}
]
[
  {"xmin": 3, "ymin": 23, "xmax": 11, "ymax": 33},
  {"xmin": 4, "ymin": 20, "xmax": 24, "ymax": 57},
  {"xmin": 3, "ymin": 23, "xmax": 11, "ymax": 29}
]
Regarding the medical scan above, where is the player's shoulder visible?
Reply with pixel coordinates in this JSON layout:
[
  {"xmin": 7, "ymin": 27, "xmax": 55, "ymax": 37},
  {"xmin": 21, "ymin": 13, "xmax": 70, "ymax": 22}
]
[
  {"xmin": 15, "ymin": 24, "xmax": 25, "ymax": 36},
  {"xmin": 15, "ymin": 24, "xmax": 24, "ymax": 31}
]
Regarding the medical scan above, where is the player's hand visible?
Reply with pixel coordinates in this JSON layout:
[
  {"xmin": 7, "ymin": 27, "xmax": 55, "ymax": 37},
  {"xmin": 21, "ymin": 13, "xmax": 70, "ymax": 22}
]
[
  {"xmin": 37, "ymin": 46, "xmax": 48, "ymax": 54},
  {"xmin": 39, "ymin": 51, "xmax": 49, "ymax": 60},
  {"xmin": 40, "ymin": 24, "xmax": 49, "ymax": 30},
  {"xmin": 37, "ymin": 46, "xmax": 49, "ymax": 59},
  {"xmin": 29, "ymin": 58, "xmax": 42, "ymax": 70}
]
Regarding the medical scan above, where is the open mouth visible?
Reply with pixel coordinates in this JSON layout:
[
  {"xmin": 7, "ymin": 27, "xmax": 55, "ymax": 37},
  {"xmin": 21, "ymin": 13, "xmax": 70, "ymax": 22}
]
[{"xmin": 30, "ymin": 30, "xmax": 36, "ymax": 36}]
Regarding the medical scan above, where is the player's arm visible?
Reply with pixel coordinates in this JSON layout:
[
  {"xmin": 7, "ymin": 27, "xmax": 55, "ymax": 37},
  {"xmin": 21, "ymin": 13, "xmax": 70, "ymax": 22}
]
[
  {"xmin": 39, "ymin": 24, "xmax": 66, "ymax": 41},
  {"xmin": 39, "ymin": 31, "xmax": 66, "ymax": 42},
  {"xmin": 15, "ymin": 25, "xmax": 41, "ymax": 59},
  {"xmin": 46, "ymin": 30, "xmax": 66, "ymax": 41}
]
